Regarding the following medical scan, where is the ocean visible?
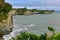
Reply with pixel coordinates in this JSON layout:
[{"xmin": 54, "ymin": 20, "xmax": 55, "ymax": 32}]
[{"xmin": 3, "ymin": 12, "xmax": 60, "ymax": 40}]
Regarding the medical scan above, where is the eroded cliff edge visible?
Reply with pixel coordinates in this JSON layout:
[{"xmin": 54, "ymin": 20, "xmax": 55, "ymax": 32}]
[
  {"xmin": 0, "ymin": 11, "xmax": 13, "ymax": 39},
  {"xmin": 0, "ymin": 0, "xmax": 13, "ymax": 40}
]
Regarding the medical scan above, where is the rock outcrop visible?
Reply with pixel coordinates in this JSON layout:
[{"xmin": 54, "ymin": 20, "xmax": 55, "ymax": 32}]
[
  {"xmin": 0, "ymin": 10, "xmax": 14, "ymax": 40},
  {"xmin": 0, "ymin": 0, "xmax": 12, "ymax": 40}
]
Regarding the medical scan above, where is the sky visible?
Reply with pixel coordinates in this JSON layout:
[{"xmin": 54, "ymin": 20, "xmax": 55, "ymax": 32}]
[{"xmin": 5, "ymin": 0, "xmax": 60, "ymax": 10}]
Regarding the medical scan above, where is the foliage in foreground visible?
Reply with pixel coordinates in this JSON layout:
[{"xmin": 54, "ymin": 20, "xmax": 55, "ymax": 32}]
[
  {"xmin": 10, "ymin": 26, "xmax": 60, "ymax": 40},
  {"xmin": 10, "ymin": 32, "xmax": 47, "ymax": 40}
]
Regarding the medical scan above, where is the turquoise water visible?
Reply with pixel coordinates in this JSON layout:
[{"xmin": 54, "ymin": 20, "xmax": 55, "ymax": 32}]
[{"xmin": 13, "ymin": 12, "xmax": 60, "ymax": 34}]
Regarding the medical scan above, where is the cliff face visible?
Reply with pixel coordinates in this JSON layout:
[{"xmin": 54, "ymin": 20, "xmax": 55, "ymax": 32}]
[
  {"xmin": 0, "ymin": 0, "xmax": 12, "ymax": 40},
  {"xmin": 24, "ymin": 10, "xmax": 33, "ymax": 15},
  {"xmin": 0, "ymin": 11, "xmax": 13, "ymax": 37}
]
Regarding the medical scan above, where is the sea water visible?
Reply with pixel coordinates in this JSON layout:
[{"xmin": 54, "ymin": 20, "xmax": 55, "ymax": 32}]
[{"xmin": 3, "ymin": 12, "xmax": 60, "ymax": 40}]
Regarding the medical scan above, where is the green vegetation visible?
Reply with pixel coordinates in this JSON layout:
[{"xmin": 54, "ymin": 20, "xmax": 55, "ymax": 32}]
[
  {"xmin": 13, "ymin": 7, "xmax": 54, "ymax": 15},
  {"xmin": 10, "ymin": 26, "xmax": 60, "ymax": 40},
  {"xmin": 0, "ymin": 12, "xmax": 8, "ymax": 22},
  {"xmin": 0, "ymin": 0, "xmax": 12, "ymax": 21},
  {"xmin": 10, "ymin": 32, "xmax": 47, "ymax": 40},
  {"xmin": 15, "ymin": 7, "xmax": 27, "ymax": 15},
  {"xmin": 36, "ymin": 10, "xmax": 54, "ymax": 14},
  {"xmin": 0, "ymin": 0, "xmax": 4, "ymax": 2},
  {"xmin": 48, "ymin": 26, "xmax": 55, "ymax": 35},
  {"xmin": 53, "ymin": 33, "xmax": 60, "ymax": 40}
]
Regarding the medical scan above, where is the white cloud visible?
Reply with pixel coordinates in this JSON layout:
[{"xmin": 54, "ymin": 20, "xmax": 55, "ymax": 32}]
[{"xmin": 5, "ymin": 0, "xmax": 60, "ymax": 10}]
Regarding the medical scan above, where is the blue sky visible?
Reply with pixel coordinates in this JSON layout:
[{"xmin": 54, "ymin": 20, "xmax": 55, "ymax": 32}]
[{"xmin": 5, "ymin": 0, "xmax": 60, "ymax": 10}]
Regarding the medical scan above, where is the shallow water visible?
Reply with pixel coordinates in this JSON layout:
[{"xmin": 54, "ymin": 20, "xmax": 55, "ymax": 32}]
[{"xmin": 3, "ymin": 12, "xmax": 60, "ymax": 40}]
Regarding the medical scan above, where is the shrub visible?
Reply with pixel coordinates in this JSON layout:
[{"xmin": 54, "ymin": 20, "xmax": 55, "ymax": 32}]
[
  {"xmin": 39, "ymin": 33, "xmax": 47, "ymax": 40},
  {"xmin": 11, "ymin": 26, "xmax": 57, "ymax": 40},
  {"xmin": 48, "ymin": 26, "xmax": 55, "ymax": 33},
  {"xmin": 53, "ymin": 33, "xmax": 60, "ymax": 40},
  {"xmin": 0, "ymin": 0, "xmax": 12, "ymax": 22},
  {"xmin": 11, "ymin": 32, "xmax": 48, "ymax": 40}
]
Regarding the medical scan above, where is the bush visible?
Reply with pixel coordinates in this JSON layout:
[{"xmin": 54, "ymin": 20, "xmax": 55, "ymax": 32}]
[
  {"xmin": 11, "ymin": 26, "xmax": 59, "ymax": 40},
  {"xmin": 39, "ymin": 33, "xmax": 47, "ymax": 40},
  {"xmin": 11, "ymin": 32, "xmax": 47, "ymax": 40},
  {"xmin": 53, "ymin": 33, "xmax": 60, "ymax": 40},
  {"xmin": 0, "ymin": 0, "xmax": 12, "ymax": 22}
]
